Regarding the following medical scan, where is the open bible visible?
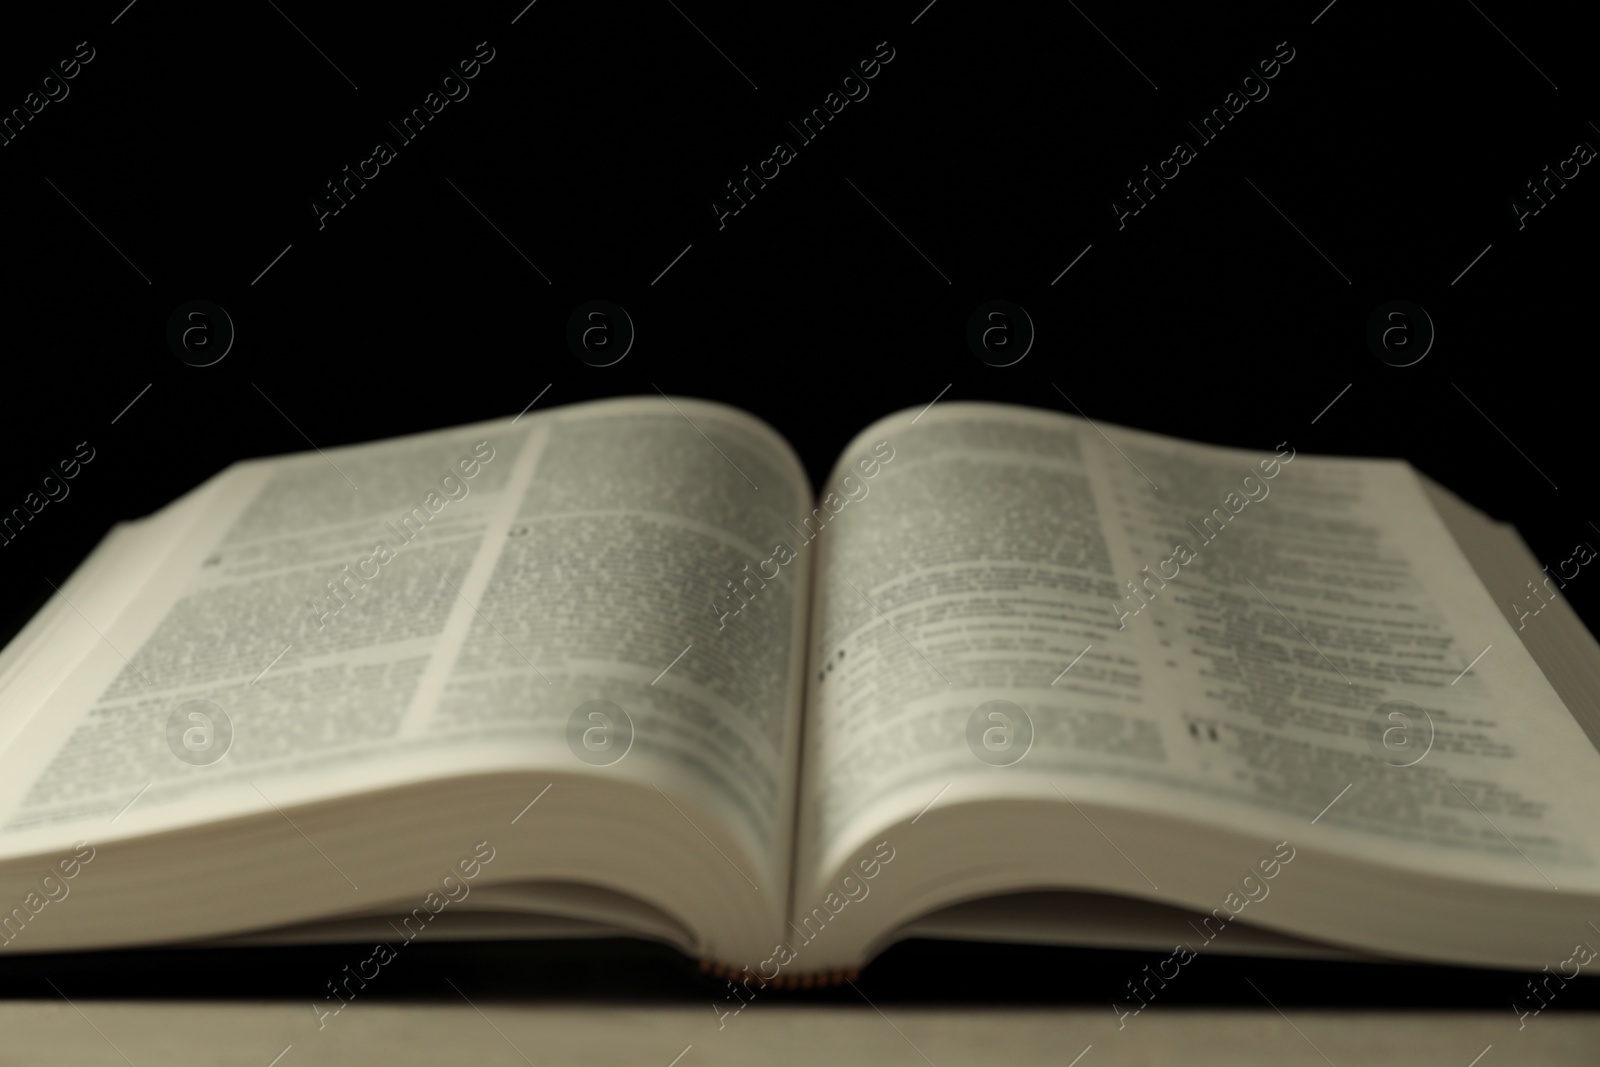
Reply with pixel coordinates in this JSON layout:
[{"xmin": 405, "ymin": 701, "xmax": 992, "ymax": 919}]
[{"xmin": 3, "ymin": 396, "xmax": 1599, "ymax": 983}]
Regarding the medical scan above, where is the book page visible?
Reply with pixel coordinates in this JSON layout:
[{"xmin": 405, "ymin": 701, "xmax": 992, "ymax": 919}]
[
  {"xmin": 0, "ymin": 417, "xmax": 529, "ymax": 856},
  {"xmin": 796, "ymin": 402, "xmax": 1600, "ymax": 902},
  {"xmin": 0, "ymin": 477, "xmax": 226, "ymax": 755},
  {"xmin": 0, "ymin": 399, "xmax": 813, "ymax": 895},
  {"xmin": 795, "ymin": 404, "xmax": 1158, "ymax": 888},
  {"xmin": 412, "ymin": 398, "xmax": 815, "ymax": 882}
]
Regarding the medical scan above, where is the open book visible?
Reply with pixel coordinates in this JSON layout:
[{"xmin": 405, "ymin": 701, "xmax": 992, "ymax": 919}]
[{"xmin": 3, "ymin": 396, "xmax": 1599, "ymax": 985}]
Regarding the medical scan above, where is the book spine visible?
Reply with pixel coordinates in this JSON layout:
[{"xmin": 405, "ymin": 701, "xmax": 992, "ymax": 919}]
[{"xmin": 698, "ymin": 956, "xmax": 860, "ymax": 989}]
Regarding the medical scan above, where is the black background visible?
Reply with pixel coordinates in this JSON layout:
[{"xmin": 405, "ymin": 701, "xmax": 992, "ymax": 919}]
[{"xmin": 0, "ymin": 0, "xmax": 1596, "ymax": 1011}]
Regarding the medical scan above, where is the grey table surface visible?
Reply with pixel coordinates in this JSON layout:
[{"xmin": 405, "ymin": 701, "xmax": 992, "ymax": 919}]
[{"xmin": 0, "ymin": 1003, "xmax": 1592, "ymax": 1066}]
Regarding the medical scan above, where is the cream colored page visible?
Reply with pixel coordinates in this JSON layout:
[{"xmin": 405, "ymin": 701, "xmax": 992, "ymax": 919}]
[
  {"xmin": 795, "ymin": 403, "xmax": 1168, "ymax": 884},
  {"xmin": 0, "ymin": 416, "xmax": 533, "ymax": 858},
  {"xmin": 0, "ymin": 483, "xmax": 220, "ymax": 752},
  {"xmin": 797, "ymin": 402, "xmax": 1600, "ymax": 896},
  {"xmin": 0, "ymin": 399, "xmax": 812, "ymax": 886},
  {"xmin": 1094, "ymin": 421, "xmax": 1600, "ymax": 884},
  {"xmin": 414, "ymin": 398, "xmax": 816, "ymax": 886}
]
